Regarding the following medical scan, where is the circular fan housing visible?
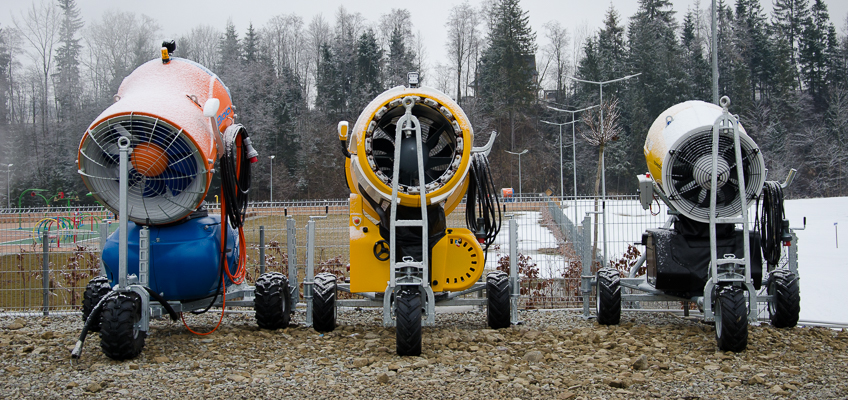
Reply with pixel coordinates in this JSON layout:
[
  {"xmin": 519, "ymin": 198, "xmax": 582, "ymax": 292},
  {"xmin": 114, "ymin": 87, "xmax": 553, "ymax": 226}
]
[
  {"xmin": 643, "ymin": 101, "xmax": 765, "ymax": 223},
  {"xmin": 78, "ymin": 57, "xmax": 233, "ymax": 225},
  {"xmin": 346, "ymin": 86, "xmax": 473, "ymax": 211}
]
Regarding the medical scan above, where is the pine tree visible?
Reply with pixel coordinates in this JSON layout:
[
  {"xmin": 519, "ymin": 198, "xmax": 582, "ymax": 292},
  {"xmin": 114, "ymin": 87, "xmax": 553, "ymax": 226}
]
[
  {"xmin": 0, "ymin": 25, "xmax": 9, "ymax": 125},
  {"xmin": 597, "ymin": 5, "xmax": 627, "ymax": 84},
  {"xmin": 54, "ymin": 0, "xmax": 82, "ymax": 123},
  {"xmin": 799, "ymin": 0, "xmax": 837, "ymax": 109},
  {"xmin": 681, "ymin": 9, "xmax": 710, "ymax": 101},
  {"xmin": 244, "ymin": 23, "xmax": 258, "ymax": 64},
  {"xmin": 477, "ymin": 0, "xmax": 537, "ymax": 150},
  {"xmin": 734, "ymin": 0, "xmax": 772, "ymax": 103},
  {"xmin": 354, "ymin": 28, "xmax": 383, "ymax": 110},
  {"xmin": 218, "ymin": 20, "xmax": 242, "ymax": 75},
  {"xmin": 772, "ymin": 0, "xmax": 810, "ymax": 89}
]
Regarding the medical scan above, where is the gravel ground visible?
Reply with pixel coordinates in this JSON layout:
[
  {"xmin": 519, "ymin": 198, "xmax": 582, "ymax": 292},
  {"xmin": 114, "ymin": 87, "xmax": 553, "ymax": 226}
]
[{"xmin": 0, "ymin": 308, "xmax": 846, "ymax": 399}]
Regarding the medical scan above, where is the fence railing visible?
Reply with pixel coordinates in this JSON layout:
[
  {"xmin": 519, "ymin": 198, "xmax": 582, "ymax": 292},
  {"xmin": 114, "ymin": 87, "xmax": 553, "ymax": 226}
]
[{"xmin": 0, "ymin": 195, "xmax": 787, "ymax": 316}]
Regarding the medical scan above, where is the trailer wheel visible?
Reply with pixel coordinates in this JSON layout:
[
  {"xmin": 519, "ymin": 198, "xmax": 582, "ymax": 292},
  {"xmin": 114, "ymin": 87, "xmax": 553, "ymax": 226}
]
[
  {"xmin": 596, "ymin": 267, "xmax": 621, "ymax": 325},
  {"xmin": 768, "ymin": 270, "xmax": 800, "ymax": 328},
  {"xmin": 487, "ymin": 271, "xmax": 511, "ymax": 329},
  {"xmin": 100, "ymin": 291, "xmax": 145, "ymax": 360},
  {"xmin": 395, "ymin": 287, "xmax": 422, "ymax": 356},
  {"xmin": 715, "ymin": 286, "xmax": 748, "ymax": 352},
  {"xmin": 82, "ymin": 276, "xmax": 112, "ymax": 332},
  {"xmin": 312, "ymin": 273, "xmax": 337, "ymax": 332},
  {"xmin": 254, "ymin": 272, "xmax": 291, "ymax": 329}
]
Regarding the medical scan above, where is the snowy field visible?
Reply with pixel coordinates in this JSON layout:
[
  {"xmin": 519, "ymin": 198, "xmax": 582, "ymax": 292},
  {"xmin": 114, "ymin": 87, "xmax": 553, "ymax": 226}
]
[{"xmin": 488, "ymin": 197, "xmax": 848, "ymax": 324}]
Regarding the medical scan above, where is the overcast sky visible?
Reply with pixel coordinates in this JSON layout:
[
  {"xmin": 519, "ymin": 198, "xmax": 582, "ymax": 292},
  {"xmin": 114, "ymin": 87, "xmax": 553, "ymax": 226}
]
[{"xmin": 1, "ymin": 0, "xmax": 847, "ymax": 72}]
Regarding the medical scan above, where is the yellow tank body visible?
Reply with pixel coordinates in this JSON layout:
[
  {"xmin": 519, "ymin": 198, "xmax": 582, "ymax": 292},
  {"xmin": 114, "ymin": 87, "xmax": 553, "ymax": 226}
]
[{"xmin": 348, "ymin": 194, "xmax": 483, "ymax": 293}]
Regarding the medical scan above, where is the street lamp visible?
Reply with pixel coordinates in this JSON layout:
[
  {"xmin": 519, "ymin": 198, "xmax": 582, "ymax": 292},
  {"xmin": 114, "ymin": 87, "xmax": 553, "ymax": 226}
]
[
  {"xmin": 567, "ymin": 73, "xmax": 641, "ymax": 267},
  {"xmin": 269, "ymin": 155, "xmax": 275, "ymax": 203},
  {"xmin": 504, "ymin": 149, "xmax": 529, "ymax": 198},
  {"xmin": 2, "ymin": 164, "xmax": 12, "ymax": 209}
]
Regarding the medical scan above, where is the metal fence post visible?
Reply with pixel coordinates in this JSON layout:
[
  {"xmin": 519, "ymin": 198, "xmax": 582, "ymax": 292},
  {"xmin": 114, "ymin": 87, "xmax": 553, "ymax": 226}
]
[
  {"xmin": 304, "ymin": 218, "xmax": 316, "ymax": 327},
  {"xmin": 98, "ymin": 221, "xmax": 108, "ymax": 276},
  {"xmin": 509, "ymin": 217, "xmax": 521, "ymax": 325},
  {"xmin": 259, "ymin": 226, "xmax": 266, "ymax": 276},
  {"xmin": 42, "ymin": 231, "xmax": 49, "ymax": 316},
  {"xmin": 287, "ymin": 217, "xmax": 298, "ymax": 307},
  {"xmin": 581, "ymin": 215, "xmax": 593, "ymax": 318}
]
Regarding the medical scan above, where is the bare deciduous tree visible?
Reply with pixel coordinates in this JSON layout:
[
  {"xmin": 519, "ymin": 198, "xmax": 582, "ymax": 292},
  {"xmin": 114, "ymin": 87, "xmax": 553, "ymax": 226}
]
[
  {"xmin": 12, "ymin": 0, "xmax": 60, "ymax": 142},
  {"xmin": 445, "ymin": 1, "xmax": 479, "ymax": 103},
  {"xmin": 581, "ymin": 99, "xmax": 621, "ymax": 268},
  {"xmin": 177, "ymin": 25, "xmax": 221, "ymax": 68},
  {"xmin": 542, "ymin": 21, "xmax": 570, "ymax": 103}
]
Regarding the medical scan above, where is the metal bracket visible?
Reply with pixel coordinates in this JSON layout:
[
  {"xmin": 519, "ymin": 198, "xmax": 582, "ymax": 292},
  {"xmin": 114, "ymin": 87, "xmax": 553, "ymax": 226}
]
[{"xmin": 471, "ymin": 131, "xmax": 498, "ymax": 156}]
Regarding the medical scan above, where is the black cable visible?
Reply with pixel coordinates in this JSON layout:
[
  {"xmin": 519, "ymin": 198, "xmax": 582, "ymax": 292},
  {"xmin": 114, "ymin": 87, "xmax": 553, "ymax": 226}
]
[
  {"xmin": 465, "ymin": 153, "xmax": 502, "ymax": 252},
  {"xmin": 219, "ymin": 127, "xmax": 252, "ymax": 229},
  {"xmin": 193, "ymin": 126, "xmax": 253, "ymax": 314},
  {"xmin": 70, "ymin": 291, "xmax": 119, "ymax": 359},
  {"xmin": 756, "ymin": 181, "xmax": 784, "ymax": 267}
]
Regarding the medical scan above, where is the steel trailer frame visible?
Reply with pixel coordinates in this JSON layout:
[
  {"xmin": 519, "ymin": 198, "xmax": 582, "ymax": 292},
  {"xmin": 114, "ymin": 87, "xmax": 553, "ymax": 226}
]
[{"xmin": 583, "ymin": 97, "xmax": 800, "ymax": 335}]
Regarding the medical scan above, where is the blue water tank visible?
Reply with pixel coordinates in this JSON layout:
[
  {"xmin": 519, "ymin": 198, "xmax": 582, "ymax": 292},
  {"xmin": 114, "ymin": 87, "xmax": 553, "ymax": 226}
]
[{"xmin": 102, "ymin": 214, "xmax": 239, "ymax": 301}]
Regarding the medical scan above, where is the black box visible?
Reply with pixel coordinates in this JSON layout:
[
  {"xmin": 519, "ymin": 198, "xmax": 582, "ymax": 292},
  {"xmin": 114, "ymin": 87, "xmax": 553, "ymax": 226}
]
[{"xmin": 642, "ymin": 227, "xmax": 762, "ymax": 298}]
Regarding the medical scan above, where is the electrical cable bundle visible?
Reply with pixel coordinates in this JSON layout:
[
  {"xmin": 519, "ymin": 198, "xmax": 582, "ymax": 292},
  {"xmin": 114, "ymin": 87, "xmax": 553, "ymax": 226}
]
[
  {"xmin": 756, "ymin": 181, "xmax": 785, "ymax": 267},
  {"xmin": 185, "ymin": 126, "xmax": 254, "ymax": 331},
  {"xmin": 465, "ymin": 153, "xmax": 501, "ymax": 251}
]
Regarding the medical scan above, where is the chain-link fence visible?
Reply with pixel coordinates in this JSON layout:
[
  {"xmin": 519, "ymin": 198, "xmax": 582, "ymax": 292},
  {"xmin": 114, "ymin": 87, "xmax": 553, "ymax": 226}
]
[{"xmin": 0, "ymin": 196, "xmax": 790, "ymax": 317}]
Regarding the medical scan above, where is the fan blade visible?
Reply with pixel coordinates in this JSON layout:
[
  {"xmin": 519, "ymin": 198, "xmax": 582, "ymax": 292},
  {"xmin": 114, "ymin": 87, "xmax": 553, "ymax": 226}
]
[
  {"xmin": 372, "ymin": 139, "xmax": 395, "ymax": 155},
  {"xmin": 161, "ymin": 169, "xmax": 193, "ymax": 196},
  {"xmin": 426, "ymin": 156, "xmax": 452, "ymax": 170},
  {"xmin": 142, "ymin": 177, "xmax": 167, "ymax": 198},
  {"xmin": 425, "ymin": 124, "xmax": 446, "ymax": 149},
  {"xmin": 719, "ymin": 182, "xmax": 737, "ymax": 207},
  {"xmin": 166, "ymin": 155, "xmax": 198, "ymax": 176},
  {"xmin": 697, "ymin": 188, "xmax": 711, "ymax": 208}
]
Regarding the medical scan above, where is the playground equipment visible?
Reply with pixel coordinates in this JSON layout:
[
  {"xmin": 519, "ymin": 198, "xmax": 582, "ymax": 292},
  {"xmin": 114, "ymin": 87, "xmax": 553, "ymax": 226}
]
[
  {"xmin": 593, "ymin": 98, "xmax": 801, "ymax": 352},
  {"xmin": 299, "ymin": 73, "xmax": 513, "ymax": 356},
  {"xmin": 72, "ymin": 42, "xmax": 259, "ymax": 360}
]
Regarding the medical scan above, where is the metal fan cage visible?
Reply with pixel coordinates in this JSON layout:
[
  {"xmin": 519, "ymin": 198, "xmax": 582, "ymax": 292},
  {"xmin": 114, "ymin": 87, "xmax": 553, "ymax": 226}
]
[
  {"xmin": 663, "ymin": 128, "xmax": 764, "ymax": 222},
  {"xmin": 363, "ymin": 100, "xmax": 464, "ymax": 196},
  {"xmin": 78, "ymin": 115, "xmax": 208, "ymax": 225}
]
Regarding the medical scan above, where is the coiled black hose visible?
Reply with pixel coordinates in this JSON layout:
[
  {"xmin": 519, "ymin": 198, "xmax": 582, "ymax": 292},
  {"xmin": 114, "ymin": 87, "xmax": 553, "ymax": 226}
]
[
  {"xmin": 756, "ymin": 181, "xmax": 785, "ymax": 267},
  {"xmin": 465, "ymin": 153, "xmax": 501, "ymax": 251},
  {"xmin": 219, "ymin": 127, "xmax": 252, "ymax": 229}
]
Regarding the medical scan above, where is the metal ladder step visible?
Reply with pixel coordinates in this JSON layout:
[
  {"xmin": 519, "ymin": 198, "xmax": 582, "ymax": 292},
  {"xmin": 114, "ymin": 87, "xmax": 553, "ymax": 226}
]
[{"xmin": 395, "ymin": 220, "xmax": 424, "ymax": 227}]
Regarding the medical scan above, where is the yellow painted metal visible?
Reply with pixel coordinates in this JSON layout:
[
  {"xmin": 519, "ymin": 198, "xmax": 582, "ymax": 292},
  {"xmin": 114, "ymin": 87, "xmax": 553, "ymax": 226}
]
[
  {"xmin": 351, "ymin": 89, "xmax": 472, "ymax": 208},
  {"xmin": 348, "ymin": 194, "xmax": 484, "ymax": 293}
]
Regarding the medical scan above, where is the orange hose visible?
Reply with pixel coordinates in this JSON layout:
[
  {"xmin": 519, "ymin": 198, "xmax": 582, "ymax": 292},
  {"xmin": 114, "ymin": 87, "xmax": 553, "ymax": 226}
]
[{"xmin": 180, "ymin": 275, "xmax": 226, "ymax": 335}]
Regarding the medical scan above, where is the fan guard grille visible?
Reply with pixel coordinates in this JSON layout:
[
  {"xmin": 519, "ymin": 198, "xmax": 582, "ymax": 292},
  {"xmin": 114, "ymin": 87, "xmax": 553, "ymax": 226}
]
[
  {"xmin": 664, "ymin": 129, "xmax": 764, "ymax": 222},
  {"xmin": 364, "ymin": 102, "xmax": 462, "ymax": 195},
  {"xmin": 79, "ymin": 115, "xmax": 207, "ymax": 225}
]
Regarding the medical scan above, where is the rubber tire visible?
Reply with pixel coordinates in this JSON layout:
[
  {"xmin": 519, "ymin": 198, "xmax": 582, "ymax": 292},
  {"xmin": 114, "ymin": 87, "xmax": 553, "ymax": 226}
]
[
  {"xmin": 254, "ymin": 272, "xmax": 292, "ymax": 329},
  {"xmin": 487, "ymin": 271, "xmax": 511, "ymax": 329},
  {"xmin": 312, "ymin": 273, "xmax": 337, "ymax": 332},
  {"xmin": 715, "ymin": 286, "xmax": 748, "ymax": 352},
  {"xmin": 768, "ymin": 270, "xmax": 800, "ymax": 328},
  {"xmin": 395, "ymin": 288, "xmax": 422, "ymax": 356},
  {"xmin": 100, "ymin": 291, "xmax": 146, "ymax": 360},
  {"xmin": 596, "ymin": 267, "xmax": 621, "ymax": 325},
  {"xmin": 82, "ymin": 276, "xmax": 111, "ymax": 332}
]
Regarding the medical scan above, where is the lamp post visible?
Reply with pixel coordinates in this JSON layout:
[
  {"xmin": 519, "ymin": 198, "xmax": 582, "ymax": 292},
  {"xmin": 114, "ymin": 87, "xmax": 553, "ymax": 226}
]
[
  {"xmin": 504, "ymin": 149, "xmax": 529, "ymax": 198},
  {"xmin": 2, "ymin": 164, "xmax": 12, "ymax": 209},
  {"xmin": 567, "ymin": 73, "xmax": 641, "ymax": 267},
  {"xmin": 543, "ymin": 103, "xmax": 599, "ymax": 200},
  {"xmin": 269, "ymin": 155, "xmax": 275, "ymax": 204}
]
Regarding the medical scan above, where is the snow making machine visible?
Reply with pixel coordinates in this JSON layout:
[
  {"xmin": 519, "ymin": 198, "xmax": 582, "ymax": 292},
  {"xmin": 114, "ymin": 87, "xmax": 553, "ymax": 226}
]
[
  {"xmin": 306, "ymin": 73, "xmax": 514, "ymax": 356},
  {"xmin": 593, "ymin": 97, "xmax": 801, "ymax": 352},
  {"xmin": 71, "ymin": 42, "xmax": 264, "ymax": 360}
]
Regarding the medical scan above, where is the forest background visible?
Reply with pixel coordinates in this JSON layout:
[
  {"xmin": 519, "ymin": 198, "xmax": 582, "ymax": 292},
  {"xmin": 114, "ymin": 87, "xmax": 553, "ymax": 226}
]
[{"xmin": 0, "ymin": 0, "xmax": 846, "ymax": 206}]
